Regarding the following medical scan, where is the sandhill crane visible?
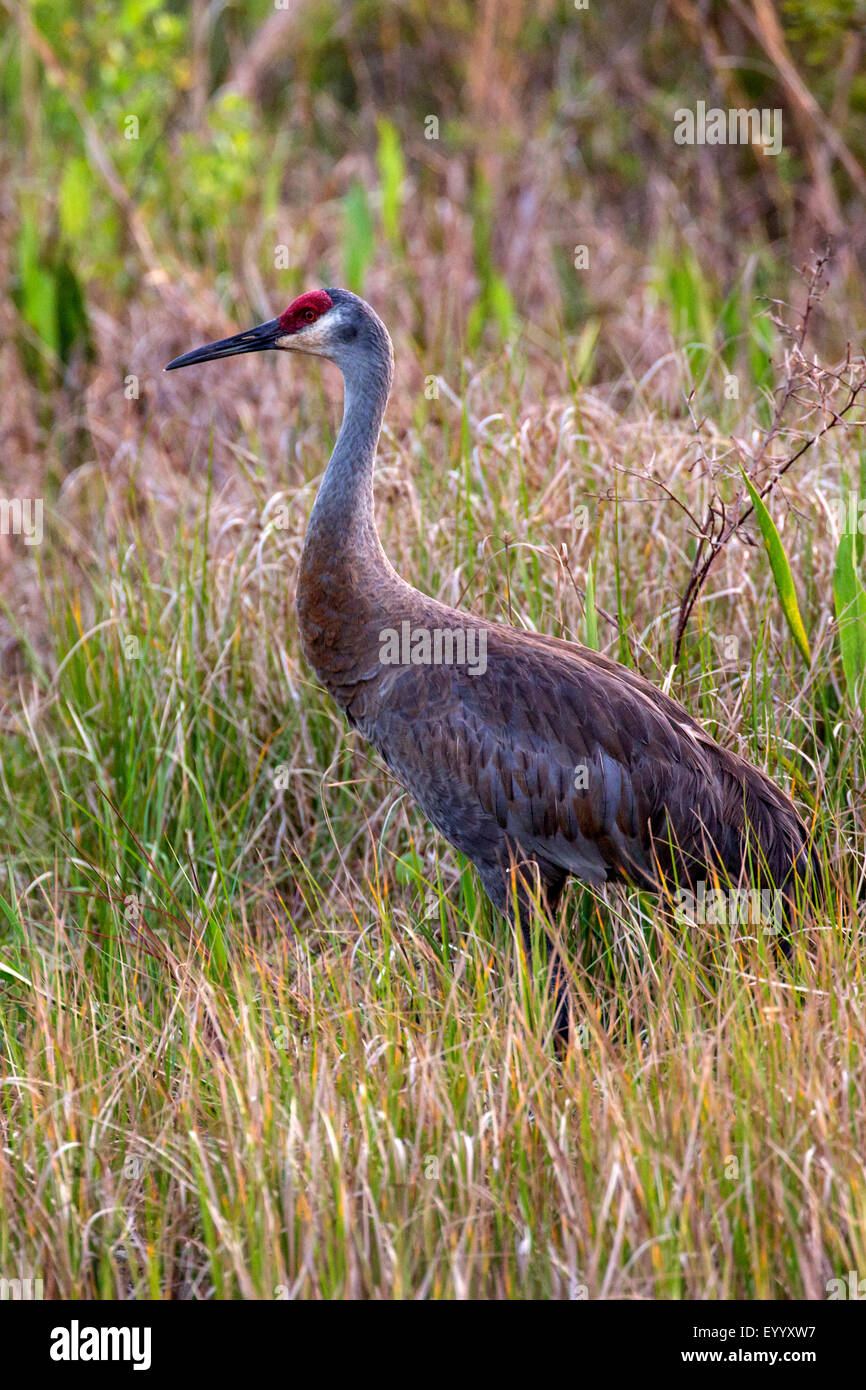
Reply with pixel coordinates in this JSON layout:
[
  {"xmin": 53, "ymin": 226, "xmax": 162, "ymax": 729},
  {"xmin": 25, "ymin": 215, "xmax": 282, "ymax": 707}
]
[{"xmin": 166, "ymin": 288, "xmax": 819, "ymax": 1043}]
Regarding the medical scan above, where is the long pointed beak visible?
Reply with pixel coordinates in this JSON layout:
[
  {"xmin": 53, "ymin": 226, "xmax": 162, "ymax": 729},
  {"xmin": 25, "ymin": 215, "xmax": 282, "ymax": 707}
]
[{"xmin": 165, "ymin": 318, "xmax": 283, "ymax": 371}]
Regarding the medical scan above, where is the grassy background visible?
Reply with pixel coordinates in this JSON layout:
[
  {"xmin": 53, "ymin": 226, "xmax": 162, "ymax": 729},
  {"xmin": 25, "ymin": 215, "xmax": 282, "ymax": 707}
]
[{"xmin": 1, "ymin": 0, "xmax": 865, "ymax": 1298}]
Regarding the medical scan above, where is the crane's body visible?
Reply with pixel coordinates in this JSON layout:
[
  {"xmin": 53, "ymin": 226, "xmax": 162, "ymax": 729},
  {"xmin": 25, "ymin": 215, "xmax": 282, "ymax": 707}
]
[{"xmin": 167, "ymin": 288, "xmax": 818, "ymax": 1041}]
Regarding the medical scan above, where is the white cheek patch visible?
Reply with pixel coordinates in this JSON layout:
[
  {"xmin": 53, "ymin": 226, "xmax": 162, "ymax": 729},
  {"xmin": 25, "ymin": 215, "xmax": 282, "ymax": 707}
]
[{"xmin": 277, "ymin": 311, "xmax": 342, "ymax": 353}]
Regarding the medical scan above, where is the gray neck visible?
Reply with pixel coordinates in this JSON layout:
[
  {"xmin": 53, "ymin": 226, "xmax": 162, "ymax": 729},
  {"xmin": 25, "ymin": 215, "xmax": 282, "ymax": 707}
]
[{"xmin": 305, "ymin": 346, "xmax": 394, "ymax": 558}]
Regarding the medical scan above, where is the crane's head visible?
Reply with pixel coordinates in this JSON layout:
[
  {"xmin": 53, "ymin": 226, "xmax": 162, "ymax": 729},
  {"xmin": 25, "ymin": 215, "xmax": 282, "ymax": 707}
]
[{"xmin": 165, "ymin": 288, "xmax": 391, "ymax": 378}]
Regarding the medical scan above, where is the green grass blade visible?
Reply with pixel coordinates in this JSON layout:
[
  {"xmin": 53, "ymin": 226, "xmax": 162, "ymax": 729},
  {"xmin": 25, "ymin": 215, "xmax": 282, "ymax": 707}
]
[
  {"xmin": 833, "ymin": 530, "xmax": 866, "ymax": 710},
  {"xmin": 584, "ymin": 556, "xmax": 599, "ymax": 650},
  {"xmin": 739, "ymin": 466, "xmax": 811, "ymax": 664}
]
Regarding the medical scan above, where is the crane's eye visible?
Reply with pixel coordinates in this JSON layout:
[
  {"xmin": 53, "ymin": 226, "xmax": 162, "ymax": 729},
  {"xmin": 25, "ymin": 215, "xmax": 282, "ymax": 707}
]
[{"xmin": 303, "ymin": 309, "xmax": 316, "ymax": 322}]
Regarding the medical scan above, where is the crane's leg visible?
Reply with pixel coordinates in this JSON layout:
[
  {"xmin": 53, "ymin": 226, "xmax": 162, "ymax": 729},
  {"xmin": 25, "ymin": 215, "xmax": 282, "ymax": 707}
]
[{"xmin": 478, "ymin": 859, "xmax": 570, "ymax": 1051}]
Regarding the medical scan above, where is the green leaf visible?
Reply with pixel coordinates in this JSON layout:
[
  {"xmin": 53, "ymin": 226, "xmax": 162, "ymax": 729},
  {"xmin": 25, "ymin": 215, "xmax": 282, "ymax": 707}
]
[
  {"xmin": 59, "ymin": 157, "xmax": 92, "ymax": 240},
  {"xmin": 342, "ymin": 181, "xmax": 374, "ymax": 294},
  {"xmin": 739, "ymin": 466, "xmax": 811, "ymax": 664},
  {"xmin": 15, "ymin": 216, "xmax": 58, "ymax": 354},
  {"xmin": 573, "ymin": 317, "xmax": 600, "ymax": 385},
  {"xmin": 833, "ymin": 531, "xmax": 866, "ymax": 710},
  {"xmin": 376, "ymin": 118, "xmax": 405, "ymax": 246},
  {"xmin": 393, "ymin": 851, "xmax": 423, "ymax": 885},
  {"xmin": 487, "ymin": 273, "xmax": 515, "ymax": 340}
]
